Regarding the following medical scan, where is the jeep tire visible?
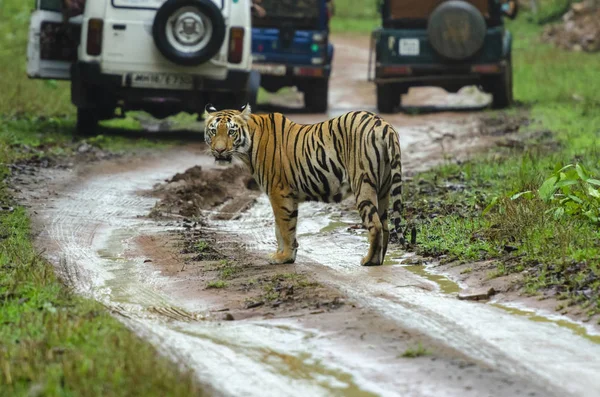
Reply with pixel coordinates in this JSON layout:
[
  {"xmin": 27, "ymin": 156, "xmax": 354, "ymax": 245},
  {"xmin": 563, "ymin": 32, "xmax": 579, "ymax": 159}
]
[
  {"xmin": 489, "ymin": 60, "xmax": 513, "ymax": 109},
  {"xmin": 76, "ymin": 107, "xmax": 99, "ymax": 136},
  {"xmin": 153, "ymin": 0, "xmax": 226, "ymax": 66},
  {"xmin": 377, "ymin": 84, "xmax": 400, "ymax": 113},
  {"xmin": 303, "ymin": 78, "xmax": 329, "ymax": 113}
]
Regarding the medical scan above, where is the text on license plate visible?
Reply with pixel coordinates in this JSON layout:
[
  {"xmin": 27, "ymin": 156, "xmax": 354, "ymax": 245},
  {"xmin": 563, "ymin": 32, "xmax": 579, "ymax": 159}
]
[
  {"xmin": 130, "ymin": 73, "xmax": 193, "ymax": 89},
  {"xmin": 252, "ymin": 63, "xmax": 286, "ymax": 76},
  {"xmin": 399, "ymin": 39, "xmax": 420, "ymax": 56}
]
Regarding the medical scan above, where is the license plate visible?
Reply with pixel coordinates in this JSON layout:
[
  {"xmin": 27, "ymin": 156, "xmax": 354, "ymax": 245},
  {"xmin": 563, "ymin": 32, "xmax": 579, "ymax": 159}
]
[
  {"xmin": 130, "ymin": 73, "xmax": 194, "ymax": 90},
  {"xmin": 252, "ymin": 63, "xmax": 286, "ymax": 76},
  {"xmin": 399, "ymin": 39, "xmax": 420, "ymax": 56}
]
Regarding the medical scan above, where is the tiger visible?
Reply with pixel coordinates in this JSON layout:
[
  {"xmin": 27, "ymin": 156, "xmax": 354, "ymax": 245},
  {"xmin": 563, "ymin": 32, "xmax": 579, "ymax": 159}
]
[{"xmin": 203, "ymin": 104, "xmax": 404, "ymax": 266}]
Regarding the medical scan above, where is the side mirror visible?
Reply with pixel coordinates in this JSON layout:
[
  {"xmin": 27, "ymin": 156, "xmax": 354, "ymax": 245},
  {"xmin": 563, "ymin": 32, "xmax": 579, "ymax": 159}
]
[{"xmin": 501, "ymin": 0, "xmax": 519, "ymax": 20}]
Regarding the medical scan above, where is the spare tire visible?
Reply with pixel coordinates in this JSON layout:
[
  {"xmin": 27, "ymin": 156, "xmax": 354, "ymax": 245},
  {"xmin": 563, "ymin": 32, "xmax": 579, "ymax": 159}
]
[
  {"xmin": 428, "ymin": 1, "xmax": 486, "ymax": 61},
  {"xmin": 153, "ymin": 0, "xmax": 226, "ymax": 66}
]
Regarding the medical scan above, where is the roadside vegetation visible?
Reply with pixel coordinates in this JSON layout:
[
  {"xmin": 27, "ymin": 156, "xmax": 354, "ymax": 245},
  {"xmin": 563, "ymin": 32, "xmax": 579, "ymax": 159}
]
[
  {"xmin": 330, "ymin": 0, "xmax": 379, "ymax": 33},
  {"xmin": 0, "ymin": 1, "xmax": 203, "ymax": 395},
  {"xmin": 406, "ymin": 12, "xmax": 600, "ymax": 319}
]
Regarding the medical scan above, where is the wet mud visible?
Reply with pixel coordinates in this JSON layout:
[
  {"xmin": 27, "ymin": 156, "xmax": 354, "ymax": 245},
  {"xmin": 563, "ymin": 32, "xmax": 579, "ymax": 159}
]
[{"xmin": 11, "ymin": 33, "xmax": 600, "ymax": 396}]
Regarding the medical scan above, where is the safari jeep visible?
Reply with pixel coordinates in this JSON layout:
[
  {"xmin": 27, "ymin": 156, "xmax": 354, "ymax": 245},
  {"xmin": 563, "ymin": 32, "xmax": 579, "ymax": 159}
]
[
  {"xmin": 251, "ymin": 0, "xmax": 334, "ymax": 113},
  {"xmin": 369, "ymin": 0, "xmax": 518, "ymax": 112},
  {"xmin": 27, "ymin": 0, "xmax": 255, "ymax": 134}
]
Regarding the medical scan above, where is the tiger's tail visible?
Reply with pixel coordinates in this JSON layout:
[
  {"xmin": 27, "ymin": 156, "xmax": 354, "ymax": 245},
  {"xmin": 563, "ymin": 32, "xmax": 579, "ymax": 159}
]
[{"xmin": 387, "ymin": 129, "xmax": 405, "ymax": 245}]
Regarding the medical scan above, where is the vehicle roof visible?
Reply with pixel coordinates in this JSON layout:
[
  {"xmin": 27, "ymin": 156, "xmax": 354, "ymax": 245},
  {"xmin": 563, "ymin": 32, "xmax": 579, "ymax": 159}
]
[{"xmin": 385, "ymin": 0, "xmax": 491, "ymax": 20}]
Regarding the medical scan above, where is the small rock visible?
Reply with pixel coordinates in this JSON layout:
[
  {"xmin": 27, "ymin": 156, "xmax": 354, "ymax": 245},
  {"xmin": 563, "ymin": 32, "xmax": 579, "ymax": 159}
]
[
  {"xmin": 246, "ymin": 301, "xmax": 264, "ymax": 309},
  {"xmin": 143, "ymin": 259, "xmax": 152, "ymax": 263},
  {"xmin": 222, "ymin": 313, "xmax": 235, "ymax": 321},
  {"xmin": 77, "ymin": 142, "xmax": 93, "ymax": 153},
  {"xmin": 457, "ymin": 287, "xmax": 496, "ymax": 301}
]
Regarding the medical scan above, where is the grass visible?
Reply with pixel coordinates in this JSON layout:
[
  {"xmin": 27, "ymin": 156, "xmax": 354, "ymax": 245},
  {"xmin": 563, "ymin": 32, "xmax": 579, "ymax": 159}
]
[
  {"xmin": 0, "ymin": 2, "xmax": 72, "ymax": 116},
  {"xmin": 0, "ymin": 205, "xmax": 203, "ymax": 396},
  {"xmin": 261, "ymin": 273, "xmax": 317, "ymax": 302},
  {"xmin": 330, "ymin": 0, "xmax": 380, "ymax": 33},
  {"xmin": 0, "ymin": 1, "xmax": 202, "ymax": 394},
  {"xmin": 400, "ymin": 343, "xmax": 431, "ymax": 358},
  {"xmin": 206, "ymin": 280, "xmax": 228, "ymax": 289},
  {"xmin": 194, "ymin": 240, "xmax": 210, "ymax": 253},
  {"xmin": 406, "ymin": 13, "xmax": 600, "ymax": 316}
]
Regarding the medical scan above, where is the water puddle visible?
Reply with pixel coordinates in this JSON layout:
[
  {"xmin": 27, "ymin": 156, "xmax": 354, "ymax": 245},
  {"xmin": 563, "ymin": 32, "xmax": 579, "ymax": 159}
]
[
  {"xmin": 387, "ymin": 255, "xmax": 600, "ymax": 345},
  {"xmin": 492, "ymin": 304, "xmax": 600, "ymax": 344}
]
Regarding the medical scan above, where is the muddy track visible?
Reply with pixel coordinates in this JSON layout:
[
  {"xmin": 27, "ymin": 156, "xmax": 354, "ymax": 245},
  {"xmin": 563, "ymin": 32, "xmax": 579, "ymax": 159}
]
[{"xmin": 15, "ymin": 34, "xmax": 600, "ymax": 396}]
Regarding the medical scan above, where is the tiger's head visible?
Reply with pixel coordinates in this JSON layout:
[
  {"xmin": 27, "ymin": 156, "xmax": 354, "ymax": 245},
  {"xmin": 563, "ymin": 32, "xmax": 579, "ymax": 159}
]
[{"xmin": 203, "ymin": 103, "xmax": 252, "ymax": 164}]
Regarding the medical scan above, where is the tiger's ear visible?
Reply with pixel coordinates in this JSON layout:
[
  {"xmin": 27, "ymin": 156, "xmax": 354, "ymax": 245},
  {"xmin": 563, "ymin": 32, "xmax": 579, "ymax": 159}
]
[
  {"xmin": 205, "ymin": 103, "xmax": 217, "ymax": 114},
  {"xmin": 240, "ymin": 103, "xmax": 251, "ymax": 121}
]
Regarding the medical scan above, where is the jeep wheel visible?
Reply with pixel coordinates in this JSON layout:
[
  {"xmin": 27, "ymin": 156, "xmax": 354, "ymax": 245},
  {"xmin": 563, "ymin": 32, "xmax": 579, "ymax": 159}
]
[
  {"xmin": 490, "ymin": 61, "xmax": 513, "ymax": 109},
  {"xmin": 153, "ymin": 0, "xmax": 226, "ymax": 66},
  {"xmin": 76, "ymin": 107, "xmax": 99, "ymax": 136},
  {"xmin": 377, "ymin": 84, "xmax": 400, "ymax": 114},
  {"xmin": 303, "ymin": 79, "xmax": 329, "ymax": 113}
]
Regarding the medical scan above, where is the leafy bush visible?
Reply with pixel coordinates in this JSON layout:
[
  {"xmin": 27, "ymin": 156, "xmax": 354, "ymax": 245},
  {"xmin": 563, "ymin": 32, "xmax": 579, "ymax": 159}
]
[{"xmin": 512, "ymin": 164, "xmax": 600, "ymax": 223}]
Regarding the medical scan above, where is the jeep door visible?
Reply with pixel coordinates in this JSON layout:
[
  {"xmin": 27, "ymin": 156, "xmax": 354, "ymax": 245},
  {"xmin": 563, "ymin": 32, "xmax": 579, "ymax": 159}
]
[
  {"xmin": 27, "ymin": 0, "xmax": 82, "ymax": 80},
  {"xmin": 251, "ymin": 0, "xmax": 330, "ymax": 68}
]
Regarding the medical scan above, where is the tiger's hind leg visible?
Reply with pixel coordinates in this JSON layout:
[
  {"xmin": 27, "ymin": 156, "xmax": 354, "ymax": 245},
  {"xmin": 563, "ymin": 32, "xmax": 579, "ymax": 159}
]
[
  {"xmin": 356, "ymin": 179, "xmax": 384, "ymax": 266},
  {"xmin": 378, "ymin": 192, "xmax": 391, "ymax": 263},
  {"xmin": 267, "ymin": 190, "xmax": 298, "ymax": 264}
]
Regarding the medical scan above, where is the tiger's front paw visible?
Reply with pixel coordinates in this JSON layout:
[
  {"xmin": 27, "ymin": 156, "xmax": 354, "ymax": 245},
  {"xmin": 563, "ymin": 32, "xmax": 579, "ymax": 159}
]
[
  {"xmin": 361, "ymin": 255, "xmax": 382, "ymax": 267},
  {"xmin": 268, "ymin": 251, "xmax": 296, "ymax": 265}
]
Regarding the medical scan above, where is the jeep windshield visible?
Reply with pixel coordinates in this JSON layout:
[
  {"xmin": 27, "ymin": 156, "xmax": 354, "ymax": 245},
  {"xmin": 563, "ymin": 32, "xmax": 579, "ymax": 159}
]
[{"xmin": 252, "ymin": 0, "xmax": 320, "ymax": 30}]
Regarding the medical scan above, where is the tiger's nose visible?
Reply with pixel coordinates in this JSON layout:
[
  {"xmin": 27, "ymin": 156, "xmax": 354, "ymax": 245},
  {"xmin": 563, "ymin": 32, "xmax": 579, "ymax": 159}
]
[{"xmin": 215, "ymin": 147, "xmax": 226, "ymax": 154}]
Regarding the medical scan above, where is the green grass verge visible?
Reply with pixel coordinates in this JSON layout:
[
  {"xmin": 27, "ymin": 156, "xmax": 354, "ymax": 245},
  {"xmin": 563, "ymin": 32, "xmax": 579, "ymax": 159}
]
[
  {"xmin": 0, "ymin": 206, "xmax": 203, "ymax": 396},
  {"xmin": 330, "ymin": 0, "xmax": 380, "ymax": 33},
  {"xmin": 0, "ymin": 2, "xmax": 200, "ymax": 392},
  {"xmin": 407, "ymin": 14, "xmax": 600, "ymax": 318}
]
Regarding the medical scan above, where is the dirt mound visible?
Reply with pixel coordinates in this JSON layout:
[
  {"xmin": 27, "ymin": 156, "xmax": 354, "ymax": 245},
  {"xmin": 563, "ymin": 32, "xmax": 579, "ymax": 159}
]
[
  {"xmin": 150, "ymin": 164, "xmax": 259, "ymax": 218},
  {"xmin": 542, "ymin": 2, "xmax": 600, "ymax": 52}
]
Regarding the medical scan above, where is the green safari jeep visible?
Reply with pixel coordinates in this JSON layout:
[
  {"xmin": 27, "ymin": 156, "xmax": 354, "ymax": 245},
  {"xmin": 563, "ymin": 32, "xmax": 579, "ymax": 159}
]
[{"xmin": 369, "ymin": 0, "xmax": 518, "ymax": 112}]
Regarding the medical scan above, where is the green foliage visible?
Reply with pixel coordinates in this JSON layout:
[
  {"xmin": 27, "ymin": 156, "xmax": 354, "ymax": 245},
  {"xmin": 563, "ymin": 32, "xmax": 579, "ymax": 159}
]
[
  {"xmin": 528, "ymin": 0, "xmax": 573, "ymax": 24},
  {"xmin": 512, "ymin": 164, "xmax": 600, "ymax": 223},
  {"xmin": 400, "ymin": 343, "xmax": 431, "ymax": 358},
  {"xmin": 194, "ymin": 240, "xmax": 210, "ymax": 253},
  {"xmin": 207, "ymin": 280, "xmax": 228, "ymax": 289},
  {"xmin": 0, "ymin": 205, "xmax": 203, "ymax": 396},
  {"xmin": 329, "ymin": 0, "xmax": 380, "ymax": 32},
  {"xmin": 0, "ymin": 0, "xmax": 73, "ymax": 116}
]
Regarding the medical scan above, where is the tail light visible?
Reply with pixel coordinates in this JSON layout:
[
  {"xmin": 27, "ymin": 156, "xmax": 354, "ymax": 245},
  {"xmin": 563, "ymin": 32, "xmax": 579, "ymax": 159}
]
[
  {"xmin": 472, "ymin": 64, "xmax": 501, "ymax": 74},
  {"xmin": 87, "ymin": 18, "xmax": 104, "ymax": 56},
  {"xmin": 228, "ymin": 27, "xmax": 244, "ymax": 64},
  {"xmin": 293, "ymin": 67, "xmax": 324, "ymax": 77},
  {"xmin": 380, "ymin": 66, "xmax": 412, "ymax": 76}
]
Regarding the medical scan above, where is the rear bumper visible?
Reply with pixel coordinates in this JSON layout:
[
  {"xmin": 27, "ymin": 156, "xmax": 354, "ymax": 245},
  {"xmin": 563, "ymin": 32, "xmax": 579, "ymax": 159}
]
[
  {"xmin": 73, "ymin": 62, "xmax": 250, "ymax": 92},
  {"xmin": 252, "ymin": 62, "xmax": 332, "ymax": 80},
  {"xmin": 71, "ymin": 62, "xmax": 251, "ymax": 115},
  {"xmin": 373, "ymin": 61, "xmax": 507, "ymax": 85}
]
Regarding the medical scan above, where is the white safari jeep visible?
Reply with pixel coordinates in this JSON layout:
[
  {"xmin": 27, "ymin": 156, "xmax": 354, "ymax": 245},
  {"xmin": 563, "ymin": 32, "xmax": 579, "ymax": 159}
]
[{"xmin": 27, "ymin": 0, "xmax": 256, "ymax": 135}]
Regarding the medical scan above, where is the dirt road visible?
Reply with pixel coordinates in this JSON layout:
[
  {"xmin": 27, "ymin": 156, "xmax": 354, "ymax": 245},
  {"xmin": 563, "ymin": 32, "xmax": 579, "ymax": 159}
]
[{"xmin": 19, "ymin": 35, "xmax": 600, "ymax": 396}]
